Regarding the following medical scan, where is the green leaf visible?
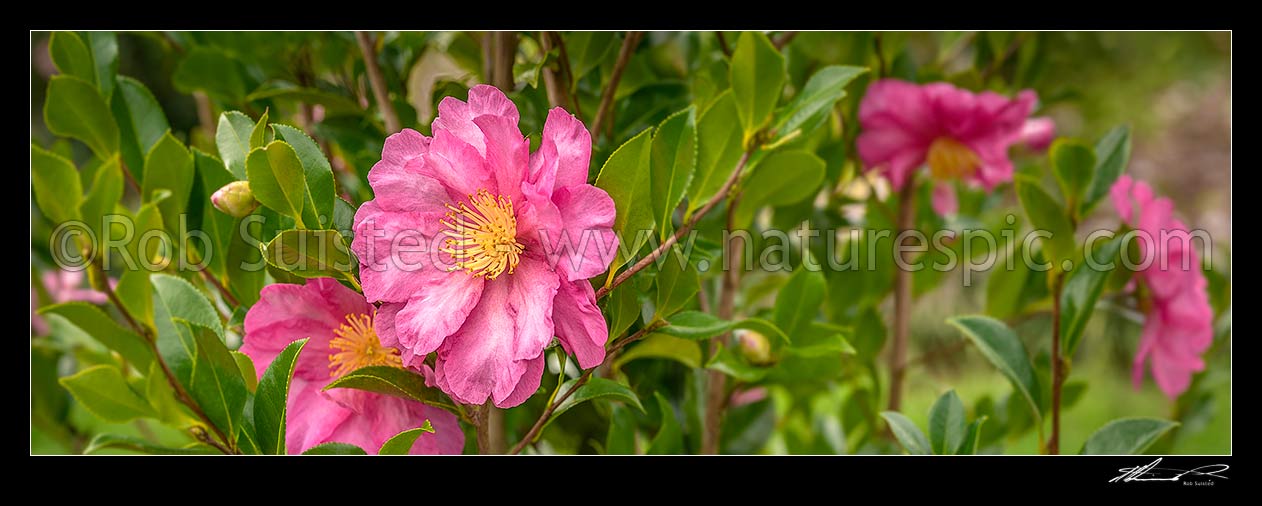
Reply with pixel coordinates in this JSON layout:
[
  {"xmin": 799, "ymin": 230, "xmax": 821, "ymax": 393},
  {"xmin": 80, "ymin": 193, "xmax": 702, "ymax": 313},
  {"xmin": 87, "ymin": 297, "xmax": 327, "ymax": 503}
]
[
  {"xmin": 1050, "ymin": 139, "xmax": 1096, "ymax": 212},
  {"xmin": 79, "ymin": 156, "xmax": 124, "ymax": 244},
  {"xmin": 880, "ymin": 411, "xmax": 930, "ymax": 455},
  {"xmin": 112, "ymin": 76, "xmax": 169, "ymax": 182},
  {"xmin": 654, "ymin": 247, "xmax": 699, "ymax": 317},
  {"xmin": 733, "ymin": 150, "xmax": 825, "ymax": 225},
  {"xmin": 323, "ymin": 366, "xmax": 457, "ymax": 411},
  {"xmin": 649, "ymin": 106, "xmax": 698, "ymax": 241},
  {"xmin": 173, "ymin": 47, "xmax": 247, "ymax": 104},
  {"xmin": 606, "ymin": 405, "xmax": 638, "ymax": 454},
  {"xmin": 614, "ymin": 333, "xmax": 703, "ymax": 369},
  {"xmin": 262, "ymin": 229, "xmax": 355, "ymax": 281},
  {"xmin": 193, "ymin": 149, "xmax": 236, "ymax": 276},
  {"xmin": 956, "ymin": 416, "xmax": 987, "ymax": 455},
  {"xmin": 705, "ymin": 343, "xmax": 769, "ymax": 382},
  {"xmin": 84, "ymin": 434, "xmax": 218, "ymax": 455},
  {"xmin": 687, "ymin": 91, "xmax": 742, "ymax": 217},
  {"xmin": 549, "ymin": 378, "xmax": 645, "ymax": 424},
  {"xmin": 1080, "ymin": 417, "xmax": 1179, "ymax": 455},
  {"xmin": 566, "ymin": 31, "xmax": 617, "ymax": 85},
  {"xmin": 1080, "ymin": 125, "xmax": 1131, "ymax": 216},
  {"xmin": 773, "ymin": 65, "xmax": 866, "ymax": 138},
  {"xmin": 250, "ymin": 109, "xmax": 270, "ymax": 149},
  {"xmin": 216, "ymin": 111, "xmax": 257, "ymax": 179},
  {"xmin": 38, "ymin": 303, "xmax": 153, "ymax": 372},
  {"xmin": 730, "ymin": 31, "xmax": 786, "ymax": 142},
  {"xmin": 302, "ymin": 442, "xmax": 367, "ymax": 455},
  {"xmin": 84, "ymin": 32, "xmax": 118, "ymax": 99},
  {"xmin": 774, "ymin": 257, "xmax": 826, "ymax": 338},
  {"xmin": 928, "ymin": 389, "xmax": 967, "ymax": 455},
  {"xmin": 254, "ymin": 338, "xmax": 308, "ymax": 455},
  {"xmin": 59, "ymin": 365, "xmax": 157, "ymax": 423},
  {"xmin": 604, "ymin": 285, "xmax": 642, "ymax": 339},
  {"xmin": 246, "ymin": 86, "xmax": 362, "ymax": 117},
  {"xmin": 948, "ymin": 315, "xmax": 1042, "ymax": 422},
  {"xmin": 272, "ymin": 124, "xmax": 335, "ymax": 229},
  {"xmin": 647, "ymin": 392, "xmax": 684, "ymax": 454},
  {"xmin": 115, "ymin": 270, "xmax": 153, "ymax": 328},
  {"xmin": 1015, "ymin": 176, "xmax": 1075, "ymax": 269},
  {"xmin": 232, "ymin": 351, "xmax": 258, "ymax": 393},
  {"xmin": 30, "ymin": 144, "xmax": 83, "ymax": 224},
  {"xmin": 595, "ymin": 128, "xmax": 654, "ymax": 273},
  {"xmin": 1061, "ymin": 235, "xmax": 1125, "ymax": 355},
  {"xmin": 247, "ymin": 141, "xmax": 309, "ymax": 228},
  {"xmin": 225, "ymin": 209, "xmax": 266, "ymax": 306},
  {"xmin": 151, "ymin": 274, "xmax": 225, "ymax": 339},
  {"xmin": 189, "ymin": 326, "xmax": 248, "ymax": 442},
  {"xmin": 44, "ymin": 75, "xmax": 119, "ymax": 158},
  {"xmin": 142, "ymin": 132, "xmax": 194, "ymax": 235},
  {"xmin": 658, "ymin": 311, "xmax": 788, "ymax": 343},
  {"xmin": 49, "ymin": 32, "xmax": 96, "ymax": 87},
  {"xmin": 985, "ymin": 242, "xmax": 1037, "ymax": 320},
  {"xmin": 378, "ymin": 421, "xmax": 435, "ymax": 455}
]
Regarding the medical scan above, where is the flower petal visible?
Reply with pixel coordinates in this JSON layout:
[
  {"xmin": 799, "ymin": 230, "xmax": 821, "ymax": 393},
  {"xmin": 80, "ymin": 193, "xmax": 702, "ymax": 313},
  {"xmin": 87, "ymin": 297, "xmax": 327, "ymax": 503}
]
[
  {"xmin": 242, "ymin": 278, "xmax": 371, "ymax": 380},
  {"xmin": 390, "ymin": 273, "xmax": 485, "ymax": 364},
  {"xmin": 544, "ymin": 184, "xmax": 619, "ymax": 281},
  {"xmin": 540, "ymin": 107, "xmax": 592, "ymax": 189},
  {"xmin": 496, "ymin": 352, "xmax": 546, "ymax": 408},
  {"xmin": 931, "ymin": 182, "xmax": 959, "ymax": 216},
  {"xmin": 473, "ymin": 114, "xmax": 530, "ymax": 203},
  {"xmin": 552, "ymin": 279, "xmax": 608, "ymax": 369}
]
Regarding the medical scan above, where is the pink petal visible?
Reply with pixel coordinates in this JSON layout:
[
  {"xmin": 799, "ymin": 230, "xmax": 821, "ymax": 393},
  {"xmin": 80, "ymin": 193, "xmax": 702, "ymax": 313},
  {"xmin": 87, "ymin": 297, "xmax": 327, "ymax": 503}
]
[
  {"xmin": 431, "ymin": 84, "xmax": 519, "ymax": 157},
  {"xmin": 285, "ymin": 377, "xmax": 353, "ymax": 454},
  {"xmin": 389, "ymin": 273, "xmax": 485, "ymax": 364},
  {"xmin": 242, "ymin": 279, "xmax": 371, "ymax": 380},
  {"xmin": 1110, "ymin": 174, "xmax": 1135, "ymax": 224},
  {"xmin": 552, "ymin": 279, "xmax": 608, "ymax": 369},
  {"xmin": 539, "ymin": 107, "xmax": 593, "ymax": 189},
  {"xmin": 321, "ymin": 391, "xmax": 465, "ymax": 454},
  {"xmin": 540, "ymin": 184, "xmax": 619, "ymax": 281},
  {"xmin": 1017, "ymin": 117, "xmax": 1056, "ymax": 151},
  {"xmin": 496, "ymin": 352, "xmax": 546, "ymax": 408},
  {"xmin": 931, "ymin": 182, "xmax": 959, "ymax": 216},
  {"xmin": 473, "ymin": 114, "xmax": 530, "ymax": 203},
  {"xmin": 351, "ymin": 201, "xmax": 450, "ymax": 303},
  {"xmin": 367, "ymin": 155, "xmax": 455, "ymax": 214},
  {"xmin": 425, "ymin": 129, "xmax": 496, "ymax": 198}
]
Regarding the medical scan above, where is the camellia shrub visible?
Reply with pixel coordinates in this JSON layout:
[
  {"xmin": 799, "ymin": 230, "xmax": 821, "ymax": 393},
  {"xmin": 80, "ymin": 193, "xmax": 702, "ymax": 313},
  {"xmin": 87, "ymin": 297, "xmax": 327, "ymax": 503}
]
[{"xmin": 30, "ymin": 31, "xmax": 1230, "ymax": 455}]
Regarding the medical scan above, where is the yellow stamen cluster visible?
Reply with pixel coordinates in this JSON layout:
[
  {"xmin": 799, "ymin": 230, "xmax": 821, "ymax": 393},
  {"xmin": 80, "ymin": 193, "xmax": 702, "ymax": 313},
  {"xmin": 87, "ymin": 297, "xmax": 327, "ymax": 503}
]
[
  {"xmin": 926, "ymin": 137, "xmax": 981, "ymax": 180},
  {"xmin": 328, "ymin": 313, "xmax": 403, "ymax": 378},
  {"xmin": 440, "ymin": 189, "xmax": 524, "ymax": 280}
]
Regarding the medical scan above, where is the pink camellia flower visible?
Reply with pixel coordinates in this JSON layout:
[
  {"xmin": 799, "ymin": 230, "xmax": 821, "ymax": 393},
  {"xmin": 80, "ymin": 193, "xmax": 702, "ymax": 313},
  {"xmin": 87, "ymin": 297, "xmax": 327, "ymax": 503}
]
[
  {"xmin": 352, "ymin": 85, "xmax": 618, "ymax": 408},
  {"xmin": 856, "ymin": 79, "xmax": 1050, "ymax": 216},
  {"xmin": 241, "ymin": 278, "xmax": 464, "ymax": 454},
  {"xmin": 1110, "ymin": 174, "xmax": 1213, "ymax": 398},
  {"xmin": 31, "ymin": 269, "xmax": 112, "ymax": 335}
]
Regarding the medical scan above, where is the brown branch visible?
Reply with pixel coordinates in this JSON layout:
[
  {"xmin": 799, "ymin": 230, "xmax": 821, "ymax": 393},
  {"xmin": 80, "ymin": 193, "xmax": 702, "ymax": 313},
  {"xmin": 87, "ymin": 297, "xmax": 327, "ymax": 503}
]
[
  {"xmin": 548, "ymin": 33, "xmax": 583, "ymax": 120},
  {"xmin": 355, "ymin": 31, "xmax": 401, "ymax": 134},
  {"xmin": 508, "ymin": 320, "xmax": 667, "ymax": 455},
  {"xmin": 772, "ymin": 31, "xmax": 798, "ymax": 50},
  {"xmin": 715, "ymin": 31, "xmax": 732, "ymax": 57},
  {"xmin": 1048, "ymin": 271, "xmax": 1066, "ymax": 455},
  {"xmin": 886, "ymin": 181, "xmax": 917, "ymax": 412},
  {"xmin": 589, "ymin": 31, "xmax": 642, "ymax": 140},
  {"xmin": 595, "ymin": 148, "xmax": 752, "ymax": 300},
  {"xmin": 472, "ymin": 403, "xmax": 491, "ymax": 454},
  {"xmin": 490, "ymin": 31, "xmax": 518, "ymax": 91},
  {"xmin": 703, "ymin": 190, "xmax": 744, "ymax": 455},
  {"xmin": 538, "ymin": 32, "xmax": 569, "ymax": 110}
]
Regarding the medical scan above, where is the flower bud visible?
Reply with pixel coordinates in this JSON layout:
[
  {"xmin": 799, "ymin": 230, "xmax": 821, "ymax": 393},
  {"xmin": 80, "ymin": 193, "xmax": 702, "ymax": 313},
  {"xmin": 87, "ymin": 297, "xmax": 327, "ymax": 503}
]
[
  {"xmin": 737, "ymin": 329, "xmax": 774, "ymax": 366},
  {"xmin": 211, "ymin": 181, "xmax": 259, "ymax": 218}
]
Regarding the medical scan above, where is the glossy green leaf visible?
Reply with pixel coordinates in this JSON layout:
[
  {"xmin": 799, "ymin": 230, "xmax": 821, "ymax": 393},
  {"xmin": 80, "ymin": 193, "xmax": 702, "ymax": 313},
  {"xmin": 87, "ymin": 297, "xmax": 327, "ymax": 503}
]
[
  {"xmin": 59, "ymin": 365, "xmax": 156, "ymax": 423},
  {"xmin": 79, "ymin": 156, "xmax": 124, "ymax": 244},
  {"xmin": 84, "ymin": 434, "xmax": 218, "ymax": 455},
  {"xmin": 232, "ymin": 351, "xmax": 258, "ymax": 393},
  {"xmin": 39, "ymin": 303, "xmax": 153, "ymax": 372},
  {"xmin": 880, "ymin": 411, "xmax": 930, "ymax": 455},
  {"xmin": 658, "ymin": 311, "xmax": 787, "ymax": 343},
  {"xmin": 647, "ymin": 392, "xmax": 684, "ymax": 454},
  {"xmin": 948, "ymin": 315, "xmax": 1041, "ymax": 422},
  {"xmin": 773, "ymin": 65, "xmax": 866, "ymax": 137},
  {"xmin": 650, "ymin": 106, "xmax": 697, "ymax": 240},
  {"xmin": 378, "ymin": 421, "xmax": 435, "ymax": 455},
  {"xmin": 566, "ymin": 32, "xmax": 617, "ymax": 85},
  {"xmin": 112, "ymin": 76, "xmax": 169, "ymax": 182},
  {"xmin": 188, "ymin": 327, "xmax": 247, "ymax": 442},
  {"xmin": 216, "ymin": 111, "xmax": 256, "ymax": 179},
  {"xmin": 44, "ymin": 75, "xmax": 119, "ymax": 158},
  {"xmin": 84, "ymin": 31, "xmax": 118, "ymax": 99},
  {"xmin": 1080, "ymin": 417, "xmax": 1179, "ymax": 455},
  {"xmin": 604, "ymin": 285, "xmax": 642, "ymax": 339},
  {"xmin": 956, "ymin": 416, "xmax": 988, "ymax": 455},
  {"xmin": 247, "ymin": 141, "xmax": 309, "ymax": 228},
  {"xmin": 928, "ymin": 389, "xmax": 967, "ymax": 455},
  {"xmin": 254, "ymin": 338, "xmax": 308, "ymax": 454},
  {"xmin": 173, "ymin": 47, "xmax": 247, "ymax": 104},
  {"xmin": 734, "ymin": 150, "xmax": 825, "ymax": 225},
  {"xmin": 272, "ymin": 124, "xmax": 335, "ymax": 229},
  {"xmin": 262, "ymin": 229, "xmax": 355, "ymax": 281},
  {"xmin": 687, "ymin": 91, "xmax": 742, "ymax": 217},
  {"xmin": 614, "ymin": 333, "xmax": 703, "ymax": 369},
  {"xmin": 774, "ymin": 257, "xmax": 826, "ymax": 338},
  {"xmin": 323, "ymin": 366, "xmax": 458, "ymax": 412},
  {"xmin": 30, "ymin": 144, "xmax": 83, "ymax": 224},
  {"xmin": 1015, "ymin": 176, "xmax": 1075, "ymax": 269},
  {"xmin": 115, "ymin": 270, "xmax": 153, "ymax": 329},
  {"xmin": 1050, "ymin": 139, "xmax": 1096, "ymax": 211},
  {"xmin": 606, "ymin": 405, "xmax": 638, "ymax": 454},
  {"xmin": 151, "ymin": 273, "xmax": 224, "ymax": 339},
  {"xmin": 705, "ymin": 343, "xmax": 769, "ymax": 382},
  {"xmin": 1080, "ymin": 125, "xmax": 1131, "ymax": 216},
  {"xmin": 595, "ymin": 128, "xmax": 654, "ymax": 273},
  {"xmin": 302, "ymin": 442, "xmax": 367, "ymax": 455},
  {"xmin": 1061, "ymin": 235, "xmax": 1125, "ymax": 355},
  {"xmin": 654, "ymin": 247, "xmax": 699, "ymax": 317},
  {"xmin": 550, "ymin": 378, "xmax": 645, "ymax": 424},
  {"xmin": 193, "ymin": 149, "xmax": 236, "ymax": 276},
  {"xmin": 730, "ymin": 31, "xmax": 786, "ymax": 141},
  {"xmin": 49, "ymin": 32, "xmax": 96, "ymax": 86},
  {"xmin": 142, "ymin": 132, "xmax": 194, "ymax": 234}
]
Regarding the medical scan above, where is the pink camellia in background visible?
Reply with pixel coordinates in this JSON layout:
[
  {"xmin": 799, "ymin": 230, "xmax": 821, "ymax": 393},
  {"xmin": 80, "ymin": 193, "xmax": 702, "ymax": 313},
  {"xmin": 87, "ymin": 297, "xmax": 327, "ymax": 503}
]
[
  {"xmin": 1110, "ymin": 174, "xmax": 1214, "ymax": 398},
  {"xmin": 31, "ymin": 269, "xmax": 112, "ymax": 335},
  {"xmin": 856, "ymin": 79, "xmax": 1053, "ymax": 216},
  {"xmin": 241, "ymin": 278, "xmax": 463, "ymax": 454},
  {"xmin": 352, "ymin": 85, "xmax": 617, "ymax": 408}
]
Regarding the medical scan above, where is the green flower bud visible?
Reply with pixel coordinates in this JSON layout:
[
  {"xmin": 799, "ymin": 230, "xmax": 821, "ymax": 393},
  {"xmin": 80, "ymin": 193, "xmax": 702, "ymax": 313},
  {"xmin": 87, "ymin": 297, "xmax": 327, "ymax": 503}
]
[
  {"xmin": 737, "ymin": 329, "xmax": 774, "ymax": 365},
  {"xmin": 211, "ymin": 181, "xmax": 259, "ymax": 218}
]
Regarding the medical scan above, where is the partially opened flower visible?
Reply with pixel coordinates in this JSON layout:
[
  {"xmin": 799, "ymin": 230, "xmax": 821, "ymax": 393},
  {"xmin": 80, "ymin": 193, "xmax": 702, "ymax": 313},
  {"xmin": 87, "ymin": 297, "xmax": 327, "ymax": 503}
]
[
  {"xmin": 241, "ymin": 278, "xmax": 464, "ymax": 454},
  {"xmin": 1111, "ymin": 174, "xmax": 1213, "ymax": 398},
  {"xmin": 856, "ymin": 79, "xmax": 1049, "ymax": 216},
  {"xmin": 352, "ymin": 85, "xmax": 618, "ymax": 408}
]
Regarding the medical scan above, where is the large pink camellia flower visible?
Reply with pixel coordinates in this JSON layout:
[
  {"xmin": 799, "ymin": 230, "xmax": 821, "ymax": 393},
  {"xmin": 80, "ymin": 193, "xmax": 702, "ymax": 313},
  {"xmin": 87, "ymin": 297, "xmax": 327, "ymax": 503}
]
[
  {"xmin": 241, "ymin": 278, "xmax": 464, "ymax": 454},
  {"xmin": 1110, "ymin": 175, "xmax": 1214, "ymax": 398},
  {"xmin": 352, "ymin": 85, "xmax": 618, "ymax": 408},
  {"xmin": 856, "ymin": 79, "xmax": 1053, "ymax": 216}
]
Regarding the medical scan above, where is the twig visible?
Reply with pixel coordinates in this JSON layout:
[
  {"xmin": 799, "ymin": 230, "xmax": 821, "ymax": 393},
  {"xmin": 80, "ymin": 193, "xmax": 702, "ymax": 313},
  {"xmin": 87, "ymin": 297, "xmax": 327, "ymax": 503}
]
[
  {"xmin": 490, "ymin": 32, "xmax": 518, "ymax": 91},
  {"xmin": 538, "ymin": 32, "xmax": 569, "ymax": 110},
  {"xmin": 508, "ymin": 320, "xmax": 667, "ymax": 455},
  {"xmin": 886, "ymin": 181, "xmax": 917, "ymax": 412},
  {"xmin": 355, "ymin": 31, "xmax": 401, "ymax": 134},
  {"xmin": 595, "ymin": 148, "xmax": 752, "ymax": 300},
  {"xmin": 715, "ymin": 32, "xmax": 732, "ymax": 57},
  {"xmin": 873, "ymin": 33, "xmax": 888, "ymax": 78},
  {"xmin": 1048, "ymin": 271, "xmax": 1066, "ymax": 455},
  {"xmin": 548, "ymin": 33, "xmax": 583, "ymax": 120},
  {"xmin": 472, "ymin": 402, "xmax": 491, "ymax": 455},
  {"xmin": 703, "ymin": 190, "xmax": 744, "ymax": 454},
  {"xmin": 772, "ymin": 31, "xmax": 798, "ymax": 50},
  {"xmin": 589, "ymin": 31, "xmax": 642, "ymax": 140}
]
